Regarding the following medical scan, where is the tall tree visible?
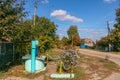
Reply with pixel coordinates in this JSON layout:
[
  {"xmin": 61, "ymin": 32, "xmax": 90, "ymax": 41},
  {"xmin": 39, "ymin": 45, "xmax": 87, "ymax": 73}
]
[
  {"xmin": 102, "ymin": 8, "xmax": 120, "ymax": 51},
  {"xmin": 34, "ymin": 16, "xmax": 57, "ymax": 53},
  {"xmin": 111, "ymin": 8, "xmax": 120, "ymax": 51},
  {"xmin": 34, "ymin": 17, "xmax": 57, "ymax": 39},
  {"xmin": 0, "ymin": 0, "xmax": 26, "ymax": 40},
  {"xmin": 67, "ymin": 25, "xmax": 81, "ymax": 46}
]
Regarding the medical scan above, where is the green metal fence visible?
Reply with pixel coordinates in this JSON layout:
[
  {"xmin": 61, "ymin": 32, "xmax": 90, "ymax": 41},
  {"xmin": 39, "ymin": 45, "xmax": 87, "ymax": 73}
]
[
  {"xmin": 0, "ymin": 41, "xmax": 31, "ymax": 71},
  {"xmin": 0, "ymin": 42, "xmax": 14, "ymax": 71}
]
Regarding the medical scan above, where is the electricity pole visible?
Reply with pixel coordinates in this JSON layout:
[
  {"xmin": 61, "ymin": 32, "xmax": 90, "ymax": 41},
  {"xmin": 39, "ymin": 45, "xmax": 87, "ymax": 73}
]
[
  {"xmin": 107, "ymin": 21, "xmax": 111, "ymax": 52},
  {"xmin": 33, "ymin": 0, "xmax": 45, "ymax": 26},
  {"xmin": 34, "ymin": 1, "xmax": 37, "ymax": 26}
]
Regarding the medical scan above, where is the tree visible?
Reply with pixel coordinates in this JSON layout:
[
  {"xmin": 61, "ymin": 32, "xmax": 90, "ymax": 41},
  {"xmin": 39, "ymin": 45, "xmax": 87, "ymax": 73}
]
[
  {"xmin": 67, "ymin": 25, "xmax": 81, "ymax": 46},
  {"xmin": 54, "ymin": 35, "xmax": 62, "ymax": 49},
  {"xmin": 0, "ymin": 0, "xmax": 26, "ymax": 40},
  {"xmin": 73, "ymin": 34, "xmax": 81, "ymax": 46},
  {"xmin": 111, "ymin": 8, "xmax": 120, "ymax": 51},
  {"xmin": 38, "ymin": 36, "xmax": 54, "ymax": 53},
  {"xmin": 35, "ymin": 17, "xmax": 57, "ymax": 52},
  {"xmin": 33, "ymin": 17, "xmax": 57, "ymax": 39},
  {"xmin": 60, "ymin": 37, "xmax": 71, "ymax": 49},
  {"xmin": 61, "ymin": 37, "xmax": 70, "ymax": 45},
  {"xmin": 15, "ymin": 20, "xmax": 33, "ymax": 42},
  {"xmin": 98, "ymin": 8, "xmax": 120, "ymax": 51},
  {"xmin": 96, "ymin": 36, "xmax": 108, "ymax": 47}
]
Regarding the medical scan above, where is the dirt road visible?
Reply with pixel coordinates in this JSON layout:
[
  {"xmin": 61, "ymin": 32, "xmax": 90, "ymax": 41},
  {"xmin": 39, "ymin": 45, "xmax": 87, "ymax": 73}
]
[
  {"xmin": 79, "ymin": 49, "xmax": 120, "ymax": 66},
  {"xmin": 79, "ymin": 49, "xmax": 120, "ymax": 80}
]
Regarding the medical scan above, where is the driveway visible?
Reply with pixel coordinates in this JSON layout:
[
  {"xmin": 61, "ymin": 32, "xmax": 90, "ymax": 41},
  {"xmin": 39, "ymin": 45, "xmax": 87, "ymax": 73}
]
[{"xmin": 79, "ymin": 49, "xmax": 120, "ymax": 80}]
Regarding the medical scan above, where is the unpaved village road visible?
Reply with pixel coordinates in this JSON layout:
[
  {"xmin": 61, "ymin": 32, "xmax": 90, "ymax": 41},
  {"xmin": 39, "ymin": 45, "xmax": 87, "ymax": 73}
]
[{"xmin": 79, "ymin": 49, "xmax": 120, "ymax": 80}]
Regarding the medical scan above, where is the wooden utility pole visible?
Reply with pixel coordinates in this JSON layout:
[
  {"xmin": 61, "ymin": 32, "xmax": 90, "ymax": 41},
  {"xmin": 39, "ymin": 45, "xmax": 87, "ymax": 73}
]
[
  {"xmin": 107, "ymin": 21, "xmax": 111, "ymax": 52},
  {"xmin": 33, "ymin": 0, "xmax": 45, "ymax": 26},
  {"xmin": 34, "ymin": 1, "xmax": 37, "ymax": 26}
]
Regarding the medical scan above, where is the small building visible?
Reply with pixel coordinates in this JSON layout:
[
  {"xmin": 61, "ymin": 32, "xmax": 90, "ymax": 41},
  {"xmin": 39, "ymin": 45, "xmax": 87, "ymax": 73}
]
[
  {"xmin": 84, "ymin": 38, "xmax": 94, "ymax": 47},
  {"xmin": 80, "ymin": 44, "xmax": 87, "ymax": 48},
  {"xmin": 80, "ymin": 38, "xmax": 94, "ymax": 48}
]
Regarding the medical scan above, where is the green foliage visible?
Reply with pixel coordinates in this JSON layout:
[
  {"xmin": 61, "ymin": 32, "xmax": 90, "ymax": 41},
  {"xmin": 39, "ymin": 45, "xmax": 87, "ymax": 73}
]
[
  {"xmin": 55, "ymin": 35, "xmax": 62, "ymax": 49},
  {"xmin": 14, "ymin": 16, "xmax": 57, "ymax": 54},
  {"xmin": 34, "ymin": 17, "xmax": 57, "ymax": 53},
  {"xmin": 67, "ymin": 25, "xmax": 81, "ymax": 46},
  {"xmin": 111, "ymin": 24, "xmax": 120, "ymax": 51},
  {"xmin": 96, "ymin": 8, "xmax": 120, "ymax": 51},
  {"xmin": 60, "ymin": 37, "xmax": 71, "ymax": 49},
  {"xmin": 35, "ymin": 17, "xmax": 57, "ymax": 39},
  {"xmin": 0, "ymin": 0, "xmax": 26, "ymax": 40},
  {"xmin": 110, "ymin": 8, "xmax": 120, "ymax": 51},
  {"xmin": 67, "ymin": 25, "xmax": 78, "ymax": 40},
  {"xmin": 96, "ymin": 37, "xmax": 108, "ymax": 47},
  {"xmin": 61, "ymin": 37, "xmax": 71, "ymax": 46},
  {"xmin": 13, "ymin": 20, "xmax": 33, "ymax": 42},
  {"xmin": 0, "ymin": 0, "xmax": 58, "ymax": 69},
  {"xmin": 38, "ymin": 36, "xmax": 54, "ymax": 53}
]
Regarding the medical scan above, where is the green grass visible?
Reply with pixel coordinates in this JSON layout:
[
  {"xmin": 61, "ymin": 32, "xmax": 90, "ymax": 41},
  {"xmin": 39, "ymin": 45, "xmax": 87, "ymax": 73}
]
[
  {"xmin": 97, "ymin": 59, "xmax": 117, "ymax": 70},
  {"xmin": 103, "ymin": 62, "xmax": 116, "ymax": 70},
  {"xmin": 74, "ymin": 67, "xmax": 87, "ymax": 80}
]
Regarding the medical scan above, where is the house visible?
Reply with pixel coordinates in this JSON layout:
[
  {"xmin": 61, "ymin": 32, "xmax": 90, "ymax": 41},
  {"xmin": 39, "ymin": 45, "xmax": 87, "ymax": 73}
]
[
  {"xmin": 0, "ymin": 36, "xmax": 11, "ymax": 42},
  {"xmin": 80, "ymin": 38, "xmax": 94, "ymax": 48},
  {"xmin": 84, "ymin": 38, "xmax": 94, "ymax": 47}
]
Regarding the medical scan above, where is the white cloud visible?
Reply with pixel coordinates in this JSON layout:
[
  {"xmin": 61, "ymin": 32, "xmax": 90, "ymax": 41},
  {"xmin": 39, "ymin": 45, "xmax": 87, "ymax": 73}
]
[
  {"xmin": 109, "ymin": 20, "xmax": 115, "ymax": 24},
  {"xmin": 56, "ymin": 27, "xmax": 107, "ymax": 41},
  {"xmin": 104, "ymin": 0, "xmax": 116, "ymax": 3},
  {"xmin": 41, "ymin": 0, "xmax": 49, "ymax": 3},
  {"xmin": 78, "ymin": 28, "xmax": 107, "ymax": 41},
  {"xmin": 50, "ymin": 9, "xmax": 83, "ymax": 23}
]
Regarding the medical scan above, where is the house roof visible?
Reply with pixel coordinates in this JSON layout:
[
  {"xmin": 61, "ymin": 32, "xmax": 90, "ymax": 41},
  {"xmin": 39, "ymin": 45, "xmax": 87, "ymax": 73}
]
[
  {"xmin": 0, "ymin": 36, "xmax": 11, "ymax": 42},
  {"xmin": 84, "ymin": 38, "xmax": 93, "ymax": 43}
]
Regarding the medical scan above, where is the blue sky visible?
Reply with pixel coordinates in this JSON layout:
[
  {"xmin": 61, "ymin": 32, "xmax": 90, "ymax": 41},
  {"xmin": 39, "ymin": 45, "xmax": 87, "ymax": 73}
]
[{"xmin": 25, "ymin": 0, "xmax": 120, "ymax": 41}]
